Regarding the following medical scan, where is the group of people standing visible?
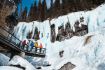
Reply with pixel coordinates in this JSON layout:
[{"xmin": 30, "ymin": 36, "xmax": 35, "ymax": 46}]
[{"xmin": 20, "ymin": 39, "xmax": 43, "ymax": 53}]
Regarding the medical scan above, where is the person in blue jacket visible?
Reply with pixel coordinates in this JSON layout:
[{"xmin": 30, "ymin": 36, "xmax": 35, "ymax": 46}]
[{"xmin": 28, "ymin": 40, "xmax": 34, "ymax": 52}]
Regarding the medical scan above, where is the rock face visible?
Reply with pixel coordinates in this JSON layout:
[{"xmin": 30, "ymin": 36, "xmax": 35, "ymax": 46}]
[
  {"xmin": 51, "ymin": 17, "xmax": 88, "ymax": 42},
  {"xmin": 59, "ymin": 62, "xmax": 76, "ymax": 70},
  {"xmin": 0, "ymin": 0, "xmax": 16, "ymax": 27},
  {"xmin": 97, "ymin": 63, "xmax": 105, "ymax": 70}
]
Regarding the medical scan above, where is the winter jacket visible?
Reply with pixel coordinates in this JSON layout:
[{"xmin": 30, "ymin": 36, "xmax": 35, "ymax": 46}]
[
  {"xmin": 39, "ymin": 43, "xmax": 43, "ymax": 48},
  {"xmin": 34, "ymin": 42, "xmax": 38, "ymax": 48},
  {"xmin": 22, "ymin": 40, "xmax": 27, "ymax": 46},
  {"xmin": 30, "ymin": 41, "xmax": 34, "ymax": 48}
]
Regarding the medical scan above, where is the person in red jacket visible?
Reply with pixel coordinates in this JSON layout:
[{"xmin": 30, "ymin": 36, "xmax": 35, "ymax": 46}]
[{"xmin": 21, "ymin": 39, "xmax": 28, "ymax": 50}]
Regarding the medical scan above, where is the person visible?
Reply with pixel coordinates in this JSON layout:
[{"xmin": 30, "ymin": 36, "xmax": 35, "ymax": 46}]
[
  {"xmin": 39, "ymin": 43, "xmax": 43, "ymax": 53},
  {"xmin": 21, "ymin": 39, "xmax": 28, "ymax": 50},
  {"xmin": 38, "ymin": 40, "xmax": 44, "ymax": 53},
  {"xmin": 28, "ymin": 40, "xmax": 34, "ymax": 51},
  {"xmin": 34, "ymin": 42, "xmax": 38, "ymax": 53}
]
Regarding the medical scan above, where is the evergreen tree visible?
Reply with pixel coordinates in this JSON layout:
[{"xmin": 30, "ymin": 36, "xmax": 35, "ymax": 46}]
[
  {"xmin": 33, "ymin": 1, "xmax": 38, "ymax": 20},
  {"xmin": 47, "ymin": 0, "xmax": 53, "ymax": 18},
  {"xmin": 54, "ymin": 0, "xmax": 60, "ymax": 9},
  {"xmin": 17, "ymin": 0, "xmax": 105, "ymax": 22},
  {"xmin": 28, "ymin": 1, "xmax": 37, "ymax": 21},
  {"xmin": 61, "ymin": 0, "xmax": 68, "ymax": 14},
  {"xmin": 51, "ymin": 0, "xmax": 53, "ymax": 8},
  {"xmin": 53, "ymin": 0, "xmax": 60, "ymax": 16},
  {"xmin": 38, "ymin": 0, "xmax": 42, "ymax": 21},
  {"xmin": 28, "ymin": 4, "xmax": 34, "ymax": 21},
  {"xmin": 19, "ymin": 0, "xmax": 22, "ymax": 21},
  {"xmin": 41, "ymin": 0, "xmax": 47, "ymax": 21},
  {"xmin": 21, "ymin": 7, "xmax": 27, "ymax": 21}
]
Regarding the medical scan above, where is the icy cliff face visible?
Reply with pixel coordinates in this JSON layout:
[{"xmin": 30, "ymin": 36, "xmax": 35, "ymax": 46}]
[
  {"xmin": 45, "ymin": 32, "xmax": 105, "ymax": 70},
  {"xmin": 13, "ymin": 4, "xmax": 105, "ymax": 70},
  {"xmin": 88, "ymin": 4, "xmax": 105, "ymax": 32},
  {"xmin": 14, "ymin": 4, "xmax": 105, "ymax": 41}
]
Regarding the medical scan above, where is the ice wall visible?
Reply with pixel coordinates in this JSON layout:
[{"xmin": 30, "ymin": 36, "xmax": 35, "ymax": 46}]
[
  {"xmin": 13, "ymin": 3, "xmax": 105, "ymax": 70},
  {"xmin": 14, "ymin": 4, "xmax": 105, "ymax": 41}
]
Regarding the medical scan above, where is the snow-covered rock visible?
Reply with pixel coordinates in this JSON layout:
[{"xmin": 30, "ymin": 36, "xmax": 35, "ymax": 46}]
[
  {"xmin": 8, "ymin": 55, "xmax": 36, "ymax": 70},
  {"xmin": 0, "ymin": 53, "xmax": 10, "ymax": 66},
  {"xmin": 0, "ymin": 55, "xmax": 36, "ymax": 70},
  {"xmin": 0, "ymin": 66, "xmax": 22, "ymax": 70}
]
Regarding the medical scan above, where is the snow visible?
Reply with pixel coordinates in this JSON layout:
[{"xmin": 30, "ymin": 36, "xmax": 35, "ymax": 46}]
[
  {"xmin": 8, "ymin": 55, "xmax": 36, "ymax": 70},
  {"xmin": 42, "ymin": 31, "xmax": 105, "ymax": 70},
  {"xmin": 0, "ymin": 55, "xmax": 36, "ymax": 70},
  {"xmin": 88, "ymin": 4, "xmax": 105, "ymax": 32},
  {"xmin": 0, "ymin": 53, "xmax": 10, "ymax": 66},
  {"xmin": 12, "ymin": 3, "xmax": 105, "ymax": 70},
  {"xmin": 0, "ymin": 66, "xmax": 22, "ymax": 70}
]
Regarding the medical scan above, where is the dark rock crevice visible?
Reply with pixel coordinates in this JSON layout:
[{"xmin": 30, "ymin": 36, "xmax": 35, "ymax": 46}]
[{"xmin": 59, "ymin": 62, "xmax": 76, "ymax": 70}]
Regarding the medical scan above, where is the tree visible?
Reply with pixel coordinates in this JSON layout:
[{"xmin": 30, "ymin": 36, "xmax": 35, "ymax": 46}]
[
  {"xmin": 21, "ymin": 7, "xmax": 27, "ymax": 21},
  {"xmin": 33, "ymin": 1, "xmax": 38, "ymax": 20},
  {"xmin": 38, "ymin": 0, "xmax": 42, "ymax": 21},
  {"xmin": 54, "ymin": 0, "xmax": 60, "ymax": 9},
  {"xmin": 41, "ymin": 0, "xmax": 47, "ymax": 21},
  {"xmin": 53, "ymin": 0, "xmax": 61, "ymax": 16},
  {"xmin": 18, "ymin": 0, "xmax": 22, "ymax": 21},
  {"xmin": 28, "ymin": 4, "xmax": 34, "ymax": 21},
  {"xmin": 51, "ymin": 0, "xmax": 53, "ymax": 9},
  {"xmin": 28, "ymin": 1, "xmax": 37, "ymax": 21},
  {"xmin": 46, "ymin": 0, "xmax": 53, "ymax": 18}
]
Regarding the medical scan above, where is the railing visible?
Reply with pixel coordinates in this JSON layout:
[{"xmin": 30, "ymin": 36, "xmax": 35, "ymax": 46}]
[
  {"xmin": 0, "ymin": 26, "xmax": 21, "ymax": 46},
  {"xmin": 0, "ymin": 26, "xmax": 46, "ymax": 57}
]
